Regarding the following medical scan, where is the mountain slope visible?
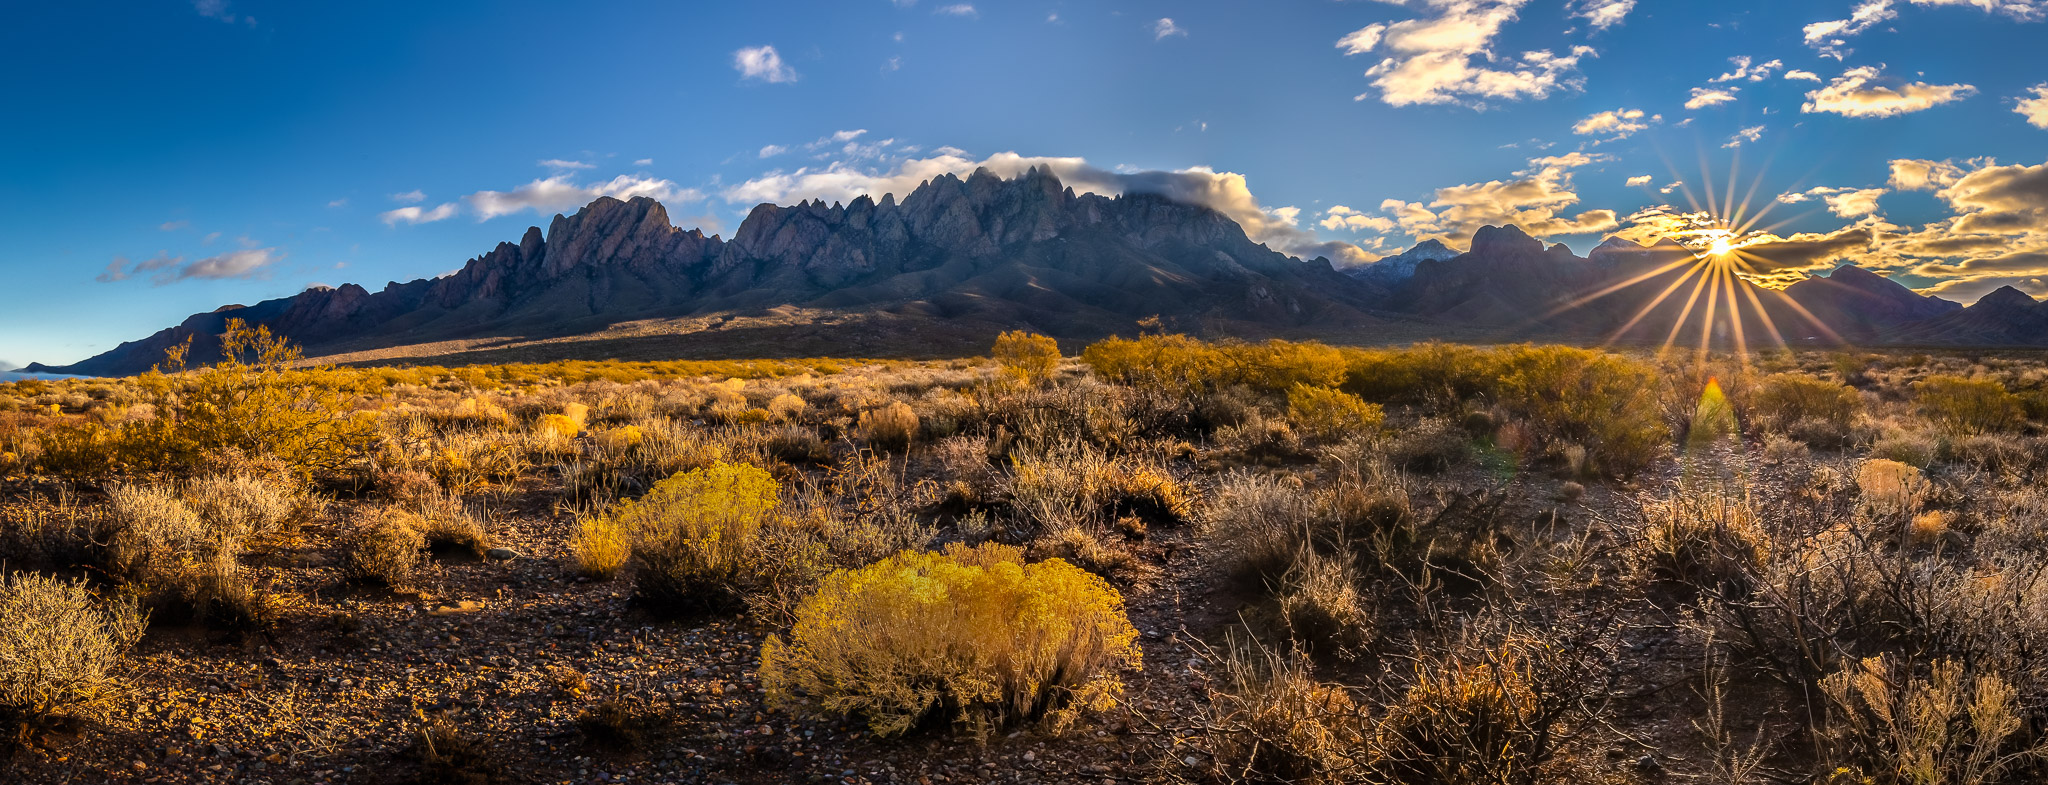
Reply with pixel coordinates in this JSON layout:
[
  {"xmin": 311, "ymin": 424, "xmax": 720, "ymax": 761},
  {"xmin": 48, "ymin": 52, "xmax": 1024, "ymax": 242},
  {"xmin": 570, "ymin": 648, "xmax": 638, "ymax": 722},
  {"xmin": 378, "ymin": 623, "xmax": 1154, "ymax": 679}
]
[
  {"xmin": 1884, "ymin": 286, "xmax": 2048, "ymax": 345},
  {"xmin": 37, "ymin": 168, "xmax": 1385, "ymax": 375}
]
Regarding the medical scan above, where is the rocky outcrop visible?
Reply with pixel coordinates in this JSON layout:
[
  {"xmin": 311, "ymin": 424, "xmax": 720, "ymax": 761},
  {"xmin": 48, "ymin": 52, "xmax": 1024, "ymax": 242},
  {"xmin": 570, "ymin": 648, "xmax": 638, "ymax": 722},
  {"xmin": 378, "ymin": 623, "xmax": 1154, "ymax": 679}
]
[{"xmin": 41, "ymin": 168, "xmax": 1383, "ymax": 376}]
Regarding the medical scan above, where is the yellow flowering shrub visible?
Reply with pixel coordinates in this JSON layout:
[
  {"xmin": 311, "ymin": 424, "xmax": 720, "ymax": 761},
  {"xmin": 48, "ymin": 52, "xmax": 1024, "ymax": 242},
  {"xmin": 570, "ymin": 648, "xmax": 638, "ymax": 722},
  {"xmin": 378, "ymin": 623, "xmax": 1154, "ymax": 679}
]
[
  {"xmin": 536, "ymin": 413, "xmax": 581, "ymax": 439},
  {"xmin": 1285, "ymin": 384, "xmax": 1385, "ymax": 440},
  {"xmin": 582, "ymin": 461, "xmax": 782, "ymax": 611},
  {"xmin": 992, "ymin": 330, "xmax": 1061, "ymax": 384},
  {"xmin": 760, "ymin": 543, "xmax": 1141, "ymax": 737}
]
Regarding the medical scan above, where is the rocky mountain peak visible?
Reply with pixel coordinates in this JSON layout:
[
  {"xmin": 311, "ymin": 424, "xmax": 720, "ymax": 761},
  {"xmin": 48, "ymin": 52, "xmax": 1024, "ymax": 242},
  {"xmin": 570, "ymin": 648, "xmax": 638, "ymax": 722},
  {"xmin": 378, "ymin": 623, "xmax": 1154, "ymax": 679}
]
[
  {"xmin": 1976, "ymin": 285, "xmax": 2040, "ymax": 310},
  {"xmin": 1469, "ymin": 224, "xmax": 1544, "ymax": 257}
]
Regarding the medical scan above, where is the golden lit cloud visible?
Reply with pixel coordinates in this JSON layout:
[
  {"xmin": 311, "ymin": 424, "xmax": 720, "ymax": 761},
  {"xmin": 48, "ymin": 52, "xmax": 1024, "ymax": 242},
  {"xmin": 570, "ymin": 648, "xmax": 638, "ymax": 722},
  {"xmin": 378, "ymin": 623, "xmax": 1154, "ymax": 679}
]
[
  {"xmin": 1686, "ymin": 87, "xmax": 1738, "ymax": 110},
  {"xmin": 1336, "ymin": 0, "xmax": 1594, "ymax": 107},
  {"xmin": 1800, "ymin": 65, "xmax": 1975, "ymax": 117},
  {"xmin": 2018, "ymin": 84, "xmax": 2048, "ymax": 129}
]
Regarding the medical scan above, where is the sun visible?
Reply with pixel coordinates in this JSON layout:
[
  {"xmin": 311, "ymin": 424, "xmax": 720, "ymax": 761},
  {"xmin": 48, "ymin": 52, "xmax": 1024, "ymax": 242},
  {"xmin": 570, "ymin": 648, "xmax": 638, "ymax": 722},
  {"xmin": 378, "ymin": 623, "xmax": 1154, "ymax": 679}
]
[{"xmin": 1709, "ymin": 235, "xmax": 1734, "ymax": 257}]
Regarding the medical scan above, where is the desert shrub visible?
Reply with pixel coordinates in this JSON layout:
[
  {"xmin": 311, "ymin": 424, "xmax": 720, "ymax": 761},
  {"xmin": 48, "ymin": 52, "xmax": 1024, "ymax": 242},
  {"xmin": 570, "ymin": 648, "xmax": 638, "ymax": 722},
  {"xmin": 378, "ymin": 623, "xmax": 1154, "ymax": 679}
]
[
  {"xmin": 0, "ymin": 573, "xmax": 143, "ymax": 732},
  {"xmin": 1081, "ymin": 334, "xmax": 1232, "ymax": 400},
  {"xmin": 1033, "ymin": 526, "xmax": 1136, "ymax": 579},
  {"xmin": 1493, "ymin": 345, "xmax": 1668, "ymax": 476},
  {"xmin": 1820, "ymin": 656, "xmax": 2048, "ymax": 785},
  {"xmin": 1385, "ymin": 417, "xmax": 1470, "ymax": 473},
  {"xmin": 52, "ymin": 320, "xmax": 379, "ymax": 480},
  {"xmin": 339, "ymin": 509, "xmax": 428, "ymax": 588},
  {"xmin": 1916, "ymin": 376, "xmax": 2023, "ymax": 437},
  {"xmin": 536, "ymin": 413, "xmax": 580, "ymax": 439},
  {"xmin": 1856, "ymin": 458, "xmax": 1928, "ymax": 518},
  {"xmin": 105, "ymin": 484, "xmax": 267, "ymax": 626},
  {"xmin": 1287, "ymin": 385, "xmax": 1385, "ymax": 441},
  {"xmin": 1270, "ymin": 549, "xmax": 1373, "ymax": 656},
  {"xmin": 1202, "ymin": 471, "xmax": 1322, "ymax": 588},
  {"xmin": 1632, "ymin": 481, "xmax": 1768, "ymax": 594},
  {"xmin": 766, "ymin": 392, "xmax": 808, "ymax": 422},
  {"xmin": 1951, "ymin": 434, "xmax": 2037, "ymax": 475},
  {"xmin": 1372, "ymin": 619, "xmax": 1612, "ymax": 785},
  {"xmin": 1339, "ymin": 341, "xmax": 1502, "ymax": 405},
  {"xmin": 856, "ymin": 401, "xmax": 920, "ymax": 451},
  {"xmin": 598, "ymin": 461, "xmax": 782, "ymax": 613},
  {"xmin": 570, "ymin": 515, "xmax": 631, "ymax": 579},
  {"xmin": 1763, "ymin": 434, "xmax": 1811, "ymax": 464},
  {"xmin": 992, "ymin": 330, "xmax": 1061, "ymax": 385},
  {"xmin": 182, "ymin": 474, "xmax": 298, "ymax": 545},
  {"xmin": 1198, "ymin": 636, "xmax": 1367, "ymax": 784},
  {"xmin": 1874, "ymin": 426, "xmax": 1941, "ymax": 468},
  {"xmin": 1753, "ymin": 373, "xmax": 1861, "ymax": 444},
  {"xmin": 760, "ymin": 543, "xmax": 1140, "ymax": 737}
]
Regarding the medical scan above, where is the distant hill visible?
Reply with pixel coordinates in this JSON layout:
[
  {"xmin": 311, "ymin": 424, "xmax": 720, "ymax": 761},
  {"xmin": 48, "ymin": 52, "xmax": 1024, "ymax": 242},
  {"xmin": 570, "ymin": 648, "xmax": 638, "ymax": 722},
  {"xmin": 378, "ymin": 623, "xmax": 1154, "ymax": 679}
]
[{"xmin": 32, "ymin": 170, "xmax": 2048, "ymax": 376}]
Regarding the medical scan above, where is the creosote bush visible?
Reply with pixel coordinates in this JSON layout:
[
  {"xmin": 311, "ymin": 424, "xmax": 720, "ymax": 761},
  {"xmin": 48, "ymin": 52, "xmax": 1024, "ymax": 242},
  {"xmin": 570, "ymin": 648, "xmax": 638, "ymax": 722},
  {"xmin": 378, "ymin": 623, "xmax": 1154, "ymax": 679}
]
[
  {"xmin": 857, "ymin": 402, "xmax": 920, "ymax": 451},
  {"xmin": 1915, "ymin": 375, "xmax": 2022, "ymax": 437},
  {"xmin": 760, "ymin": 542, "xmax": 1140, "ymax": 737}
]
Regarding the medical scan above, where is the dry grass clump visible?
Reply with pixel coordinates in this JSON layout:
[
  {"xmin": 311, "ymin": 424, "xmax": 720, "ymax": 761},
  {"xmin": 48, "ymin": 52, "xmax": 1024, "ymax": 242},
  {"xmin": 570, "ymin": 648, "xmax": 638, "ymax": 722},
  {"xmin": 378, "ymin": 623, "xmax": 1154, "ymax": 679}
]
[
  {"xmin": 759, "ymin": 543, "xmax": 1140, "ymax": 737},
  {"xmin": 856, "ymin": 401, "xmax": 920, "ymax": 451},
  {"xmin": 0, "ymin": 572, "xmax": 143, "ymax": 734},
  {"xmin": 1198, "ymin": 637, "xmax": 1367, "ymax": 784},
  {"xmin": 1856, "ymin": 458, "xmax": 1929, "ymax": 518}
]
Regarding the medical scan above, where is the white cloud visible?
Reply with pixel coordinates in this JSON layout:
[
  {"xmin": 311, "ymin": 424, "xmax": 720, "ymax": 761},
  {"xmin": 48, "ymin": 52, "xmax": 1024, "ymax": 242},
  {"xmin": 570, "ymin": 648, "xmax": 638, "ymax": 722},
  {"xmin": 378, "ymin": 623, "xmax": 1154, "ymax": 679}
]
[
  {"xmin": 724, "ymin": 150, "xmax": 1374, "ymax": 263},
  {"xmin": 1802, "ymin": 0, "xmax": 1897, "ymax": 58},
  {"xmin": 760, "ymin": 145, "xmax": 788, "ymax": 158},
  {"xmin": 1686, "ymin": 86, "xmax": 1739, "ymax": 109},
  {"xmin": 1889, "ymin": 158, "xmax": 1967, "ymax": 190},
  {"xmin": 634, "ymin": 158, "xmax": 654, "ymax": 166},
  {"xmin": 1712, "ymin": 56, "xmax": 1784, "ymax": 83},
  {"xmin": 99, "ymin": 247, "xmax": 282, "ymax": 285},
  {"xmin": 1573, "ymin": 0, "xmax": 1638, "ymax": 29},
  {"xmin": 1660, "ymin": 180, "xmax": 1683, "ymax": 194},
  {"xmin": 935, "ymin": 3, "xmax": 976, "ymax": 16},
  {"xmin": 1154, "ymin": 18, "xmax": 1186, "ymax": 39},
  {"xmin": 734, "ymin": 45, "xmax": 799, "ymax": 83},
  {"xmin": 1801, "ymin": 65, "xmax": 1975, "ymax": 117},
  {"xmin": 1785, "ymin": 69, "xmax": 1823, "ymax": 82},
  {"xmin": 1723, "ymin": 125, "xmax": 1765, "ymax": 148},
  {"xmin": 1319, "ymin": 205, "xmax": 1398, "ymax": 233},
  {"xmin": 380, "ymin": 203, "xmax": 459, "ymax": 225},
  {"xmin": 2018, "ymin": 84, "xmax": 2048, "ymax": 129},
  {"xmin": 1336, "ymin": 0, "xmax": 1594, "ymax": 108},
  {"xmin": 1804, "ymin": 0, "xmax": 2045, "ymax": 58},
  {"xmin": 327, "ymin": 198, "xmax": 348, "ymax": 208},
  {"xmin": 538, "ymin": 159, "xmax": 594, "ymax": 170},
  {"xmin": 391, "ymin": 190, "xmax": 426, "ymax": 204},
  {"xmin": 1626, "ymin": 174, "xmax": 1654, "ymax": 187},
  {"xmin": 1572, "ymin": 107, "xmax": 1654, "ymax": 141},
  {"xmin": 1778, "ymin": 186, "xmax": 1888, "ymax": 217},
  {"xmin": 466, "ymin": 175, "xmax": 701, "ymax": 220},
  {"xmin": 159, "ymin": 221, "xmax": 190, "ymax": 232}
]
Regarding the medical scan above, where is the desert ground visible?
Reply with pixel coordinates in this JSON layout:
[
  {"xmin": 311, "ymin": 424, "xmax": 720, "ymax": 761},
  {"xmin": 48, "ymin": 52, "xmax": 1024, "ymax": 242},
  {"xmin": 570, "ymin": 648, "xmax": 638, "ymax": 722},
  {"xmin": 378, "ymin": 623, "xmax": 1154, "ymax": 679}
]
[{"xmin": 6, "ymin": 326, "xmax": 2048, "ymax": 784}]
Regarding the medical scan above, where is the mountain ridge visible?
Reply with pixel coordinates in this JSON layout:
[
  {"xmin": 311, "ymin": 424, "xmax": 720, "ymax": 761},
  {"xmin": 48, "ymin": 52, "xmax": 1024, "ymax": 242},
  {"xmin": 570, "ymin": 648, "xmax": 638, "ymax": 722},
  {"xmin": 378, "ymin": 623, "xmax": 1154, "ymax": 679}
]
[{"xmin": 32, "ymin": 172, "xmax": 2046, "ymax": 376}]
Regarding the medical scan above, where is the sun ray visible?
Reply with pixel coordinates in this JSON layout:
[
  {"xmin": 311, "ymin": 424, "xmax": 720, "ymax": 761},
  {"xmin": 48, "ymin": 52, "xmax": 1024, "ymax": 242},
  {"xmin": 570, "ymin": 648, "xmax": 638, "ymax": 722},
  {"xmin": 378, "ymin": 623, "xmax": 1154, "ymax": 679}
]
[{"xmin": 1606, "ymin": 259, "xmax": 1712, "ymax": 343}]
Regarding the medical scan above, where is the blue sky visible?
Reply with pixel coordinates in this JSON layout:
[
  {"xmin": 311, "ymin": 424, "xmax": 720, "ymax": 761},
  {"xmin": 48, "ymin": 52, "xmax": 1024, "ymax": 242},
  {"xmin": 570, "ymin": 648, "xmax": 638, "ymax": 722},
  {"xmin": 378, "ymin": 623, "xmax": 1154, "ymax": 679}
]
[{"xmin": 5, "ymin": 0, "xmax": 2047, "ymax": 366}]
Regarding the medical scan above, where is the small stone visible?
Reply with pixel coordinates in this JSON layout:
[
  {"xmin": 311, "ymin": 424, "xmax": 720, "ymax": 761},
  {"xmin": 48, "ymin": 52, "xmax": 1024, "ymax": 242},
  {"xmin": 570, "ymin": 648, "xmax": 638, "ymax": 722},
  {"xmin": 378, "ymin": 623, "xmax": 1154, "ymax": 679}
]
[
  {"xmin": 1184, "ymin": 755, "xmax": 1201, "ymax": 767},
  {"xmin": 1635, "ymin": 754, "xmax": 1659, "ymax": 771},
  {"xmin": 1021, "ymin": 752, "xmax": 1035, "ymax": 762},
  {"xmin": 485, "ymin": 548, "xmax": 520, "ymax": 561}
]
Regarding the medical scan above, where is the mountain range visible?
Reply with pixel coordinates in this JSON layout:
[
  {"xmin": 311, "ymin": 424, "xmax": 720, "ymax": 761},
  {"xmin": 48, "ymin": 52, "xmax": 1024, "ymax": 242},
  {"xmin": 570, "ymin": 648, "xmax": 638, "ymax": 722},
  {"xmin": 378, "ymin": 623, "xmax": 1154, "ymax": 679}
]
[{"xmin": 29, "ymin": 168, "xmax": 2044, "ymax": 376}]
